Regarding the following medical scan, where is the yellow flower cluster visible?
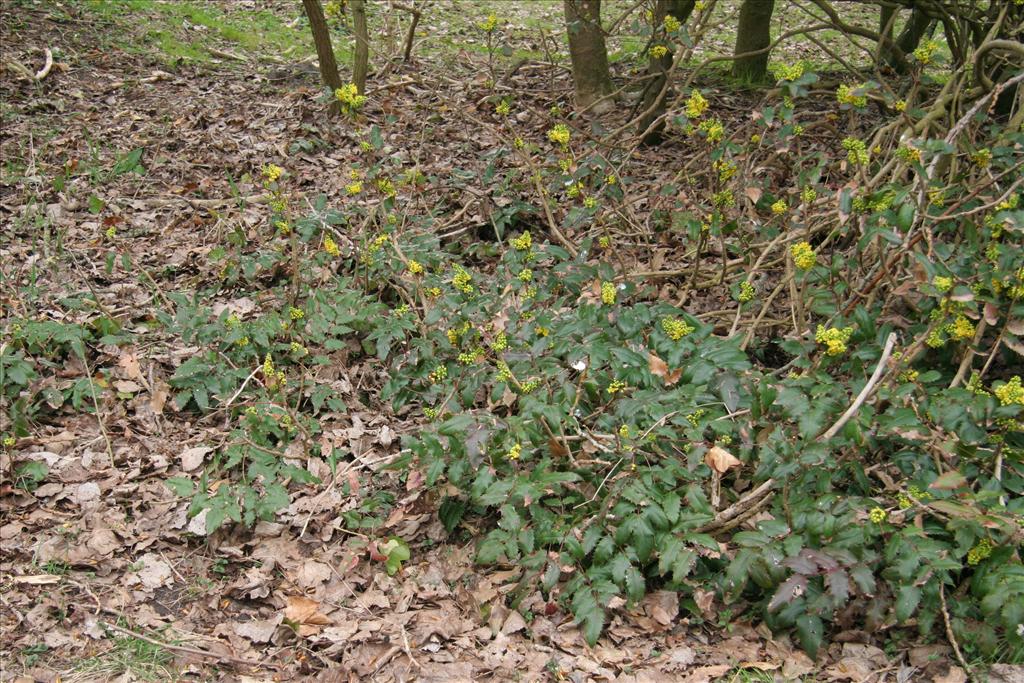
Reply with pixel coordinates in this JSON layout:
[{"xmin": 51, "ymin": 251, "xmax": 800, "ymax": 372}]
[
  {"xmin": 869, "ymin": 507, "xmax": 886, "ymax": 524},
  {"xmin": 262, "ymin": 354, "xmax": 286, "ymax": 389},
  {"xmin": 650, "ymin": 45, "xmax": 669, "ymax": 59},
  {"xmin": 836, "ymin": 83, "xmax": 867, "ymax": 108},
  {"xmin": 289, "ymin": 307, "xmax": 304, "ymax": 321},
  {"xmin": 506, "ymin": 443, "xmax": 521, "ymax": 460},
  {"xmin": 801, "ymin": 186, "xmax": 817, "ymax": 204},
  {"xmin": 713, "ymin": 159, "xmax": 736, "ymax": 183},
  {"xmin": 368, "ymin": 233, "xmax": 389, "ymax": 254},
  {"xmin": 771, "ymin": 200, "xmax": 787, "ymax": 216},
  {"xmin": 661, "ymin": 316, "xmax": 694, "ymax": 340},
  {"xmin": 967, "ymin": 538, "xmax": 993, "ymax": 566},
  {"xmin": 480, "ymin": 13, "xmax": 497, "ymax": 32},
  {"xmin": 324, "ymin": 235, "xmax": 340, "ymax": 257},
  {"xmin": 893, "ymin": 99, "xmax": 907, "ymax": 112},
  {"xmin": 324, "ymin": 0, "xmax": 345, "ymax": 18},
  {"xmin": 791, "ymin": 241, "xmax": 817, "ymax": 270},
  {"xmin": 335, "ymin": 83, "xmax": 367, "ymax": 114},
  {"xmin": 995, "ymin": 376, "xmax": 1024, "ymax": 406},
  {"xmin": 601, "ymin": 281, "xmax": 617, "ymax": 305},
  {"xmin": 607, "ymin": 380, "xmax": 626, "ymax": 394},
  {"xmin": 452, "ymin": 265, "xmax": 473, "ymax": 294},
  {"xmin": 774, "ymin": 62, "xmax": 804, "ymax": 82},
  {"xmin": 490, "ymin": 332, "xmax": 508, "ymax": 352},
  {"xmin": 511, "ymin": 231, "xmax": 532, "ymax": 251},
  {"xmin": 713, "ymin": 189, "xmax": 734, "ymax": 208},
  {"xmin": 815, "ymin": 325, "xmax": 853, "ymax": 356},
  {"xmin": 407, "ymin": 260, "xmax": 424, "ymax": 275},
  {"xmin": 933, "ymin": 276, "xmax": 953, "ymax": 292},
  {"xmin": 346, "ymin": 181, "xmax": 362, "ymax": 195},
  {"xmin": 495, "ymin": 360, "xmax": 512, "ymax": 382},
  {"xmin": 429, "ymin": 366, "xmax": 447, "ymax": 383},
  {"xmin": 896, "ymin": 145, "xmax": 921, "ymax": 164},
  {"xmin": 393, "ymin": 304, "xmax": 409, "ymax": 318},
  {"xmin": 376, "ymin": 177, "xmax": 396, "ymax": 196},
  {"xmin": 495, "ymin": 99, "xmax": 511, "ymax": 116},
  {"xmin": 913, "ymin": 39, "xmax": 940, "ymax": 65},
  {"xmin": 547, "ymin": 124, "xmax": 571, "ymax": 147},
  {"xmin": 738, "ymin": 281, "xmax": 755, "ymax": 303},
  {"xmin": 946, "ymin": 315, "xmax": 974, "ymax": 341},
  {"xmin": 262, "ymin": 164, "xmax": 283, "ymax": 183},
  {"xmin": 698, "ymin": 118, "xmax": 724, "ymax": 143},
  {"xmin": 663, "ymin": 14, "xmax": 681, "ymax": 33},
  {"xmin": 686, "ymin": 409, "xmax": 706, "ymax": 427},
  {"xmin": 899, "ymin": 369, "xmax": 919, "ymax": 383},
  {"xmin": 685, "ymin": 90, "xmax": 708, "ymax": 118},
  {"xmin": 972, "ymin": 148, "xmax": 992, "ymax": 168},
  {"xmin": 458, "ymin": 347, "xmax": 485, "ymax": 365},
  {"xmin": 517, "ymin": 268, "xmax": 532, "ymax": 282},
  {"xmin": 842, "ymin": 137, "xmax": 869, "ymax": 166}
]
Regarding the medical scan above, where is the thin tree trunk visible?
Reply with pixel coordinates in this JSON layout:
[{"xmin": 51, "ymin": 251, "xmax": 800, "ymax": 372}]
[
  {"xmin": 564, "ymin": 0, "xmax": 613, "ymax": 112},
  {"xmin": 351, "ymin": 0, "xmax": 370, "ymax": 94},
  {"xmin": 302, "ymin": 0, "xmax": 342, "ymax": 92},
  {"xmin": 638, "ymin": 0, "xmax": 696, "ymax": 145},
  {"xmin": 732, "ymin": 0, "xmax": 775, "ymax": 83}
]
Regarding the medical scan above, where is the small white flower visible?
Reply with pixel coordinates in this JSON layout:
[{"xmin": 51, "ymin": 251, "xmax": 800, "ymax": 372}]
[
  {"xmin": 571, "ymin": 360, "xmax": 587, "ymax": 371},
  {"xmin": 1018, "ymin": 623, "xmax": 1024, "ymax": 637},
  {"xmin": 618, "ymin": 283, "xmax": 626, "ymax": 290}
]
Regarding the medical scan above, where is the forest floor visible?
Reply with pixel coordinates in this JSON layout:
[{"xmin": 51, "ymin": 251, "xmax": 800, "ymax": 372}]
[{"xmin": 0, "ymin": 1, "xmax": 1010, "ymax": 682}]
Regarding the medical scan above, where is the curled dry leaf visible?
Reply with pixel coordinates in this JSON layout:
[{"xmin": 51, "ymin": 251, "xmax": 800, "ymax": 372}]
[
  {"xmin": 647, "ymin": 352, "xmax": 682, "ymax": 386},
  {"xmin": 284, "ymin": 593, "xmax": 331, "ymax": 626},
  {"xmin": 705, "ymin": 445, "xmax": 741, "ymax": 474}
]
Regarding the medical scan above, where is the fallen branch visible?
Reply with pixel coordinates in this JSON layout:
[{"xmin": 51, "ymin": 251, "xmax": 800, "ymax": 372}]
[
  {"xmin": 35, "ymin": 48, "xmax": 53, "ymax": 81},
  {"xmin": 696, "ymin": 478, "xmax": 775, "ymax": 534},
  {"xmin": 819, "ymin": 332, "xmax": 898, "ymax": 441}
]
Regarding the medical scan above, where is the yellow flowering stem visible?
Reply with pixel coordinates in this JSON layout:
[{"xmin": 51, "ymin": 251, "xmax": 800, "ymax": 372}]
[
  {"xmin": 512, "ymin": 140, "xmax": 579, "ymax": 258},
  {"xmin": 820, "ymin": 332, "xmax": 898, "ymax": 440},
  {"xmin": 949, "ymin": 318, "xmax": 986, "ymax": 389}
]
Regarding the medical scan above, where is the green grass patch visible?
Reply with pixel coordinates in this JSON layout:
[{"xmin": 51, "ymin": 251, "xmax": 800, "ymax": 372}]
[{"xmin": 71, "ymin": 0, "xmax": 317, "ymax": 66}]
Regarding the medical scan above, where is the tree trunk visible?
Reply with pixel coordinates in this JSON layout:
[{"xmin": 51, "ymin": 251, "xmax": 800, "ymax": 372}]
[
  {"xmin": 732, "ymin": 0, "xmax": 775, "ymax": 83},
  {"xmin": 302, "ymin": 0, "xmax": 342, "ymax": 93},
  {"xmin": 351, "ymin": 0, "xmax": 369, "ymax": 94},
  {"xmin": 564, "ymin": 0, "xmax": 613, "ymax": 112},
  {"xmin": 637, "ymin": 0, "xmax": 696, "ymax": 145}
]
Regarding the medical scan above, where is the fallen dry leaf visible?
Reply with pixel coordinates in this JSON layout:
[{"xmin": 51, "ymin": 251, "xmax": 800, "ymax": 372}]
[
  {"xmin": 705, "ymin": 445, "xmax": 742, "ymax": 474},
  {"xmin": 647, "ymin": 352, "xmax": 682, "ymax": 386},
  {"xmin": 180, "ymin": 445, "xmax": 213, "ymax": 472}
]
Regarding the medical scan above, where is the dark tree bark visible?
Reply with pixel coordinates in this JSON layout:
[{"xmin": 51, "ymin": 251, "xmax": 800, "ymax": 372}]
[
  {"xmin": 732, "ymin": 0, "xmax": 775, "ymax": 83},
  {"xmin": 302, "ymin": 0, "xmax": 343, "ymax": 94},
  {"xmin": 351, "ymin": 0, "xmax": 369, "ymax": 94},
  {"xmin": 564, "ymin": 0, "xmax": 613, "ymax": 112},
  {"xmin": 637, "ymin": 0, "xmax": 696, "ymax": 145}
]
